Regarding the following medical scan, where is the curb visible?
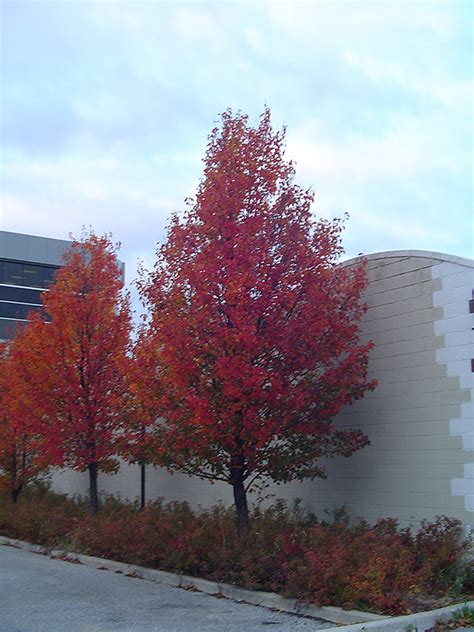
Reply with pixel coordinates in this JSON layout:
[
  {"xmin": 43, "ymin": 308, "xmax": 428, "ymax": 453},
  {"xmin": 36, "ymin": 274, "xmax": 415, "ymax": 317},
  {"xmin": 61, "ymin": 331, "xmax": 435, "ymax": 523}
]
[
  {"xmin": 0, "ymin": 535, "xmax": 384, "ymax": 625},
  {"xmin": 327, "ymin": 600, "xmax": 474, "ymax": 632}
]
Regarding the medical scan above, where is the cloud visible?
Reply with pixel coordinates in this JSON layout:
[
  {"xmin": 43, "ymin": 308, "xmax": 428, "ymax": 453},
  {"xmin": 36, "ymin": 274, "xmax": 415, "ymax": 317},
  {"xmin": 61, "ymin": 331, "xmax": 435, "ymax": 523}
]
[
  {"xmin": 285, "ymin": 100, "xmax": 471, "ymax": 257},
  {"xmin": 1, "ymin": 0, "xmax": 472, "ymax": 273},
  {"xmin": 1, "ymin": 148, "xmax": 196, "ymax": 284}
]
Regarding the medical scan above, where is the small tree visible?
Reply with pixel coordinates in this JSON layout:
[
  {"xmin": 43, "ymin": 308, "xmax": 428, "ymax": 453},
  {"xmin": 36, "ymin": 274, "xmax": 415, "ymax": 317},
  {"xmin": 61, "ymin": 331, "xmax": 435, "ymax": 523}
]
[
  {"xmin": 0, "ymin": 342, "xmax": 49, "ymax": 502},
  {"xmin": 122, "ymin": 334, "xmax": 163, "ymax": 509},
  {"xmin": 14, "ymin": 233, "xmax": 132, "ymax": 515},
  {"xmin": 139, "ymin": 109, "xmax": 376, "ymax": 533}
]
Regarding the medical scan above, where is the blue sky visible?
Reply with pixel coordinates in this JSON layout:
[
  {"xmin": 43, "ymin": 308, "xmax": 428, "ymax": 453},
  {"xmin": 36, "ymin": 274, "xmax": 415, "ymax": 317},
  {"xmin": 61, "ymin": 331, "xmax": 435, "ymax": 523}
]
[{"xmin": 1, "ymin": 1, "xmax": 472, "ymax": 290}]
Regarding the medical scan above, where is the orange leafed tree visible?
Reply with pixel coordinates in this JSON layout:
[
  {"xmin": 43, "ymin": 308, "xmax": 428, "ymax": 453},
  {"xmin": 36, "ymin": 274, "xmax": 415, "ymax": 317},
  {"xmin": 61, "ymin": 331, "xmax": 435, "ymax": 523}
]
[
  {"xmin": 0, "ymin": 341, "xmax": 49, "ymax": 502},
  {"xmin": 138, "ymin": 108, "xmax": 377, "ymax": 533},
  {"xmin": 121, "ymin": 333, "xmax": 164, "ymax": 508},
  {"xmin": 14, "ymin": 233, "xmax": 132, "ymax": 514}
]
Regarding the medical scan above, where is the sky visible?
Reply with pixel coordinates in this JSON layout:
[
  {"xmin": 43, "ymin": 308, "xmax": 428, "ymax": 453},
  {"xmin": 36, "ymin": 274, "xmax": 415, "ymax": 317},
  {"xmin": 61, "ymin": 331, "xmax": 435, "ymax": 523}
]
[{"xmin": 1, "ymin": 0, "xmax": 473, "ymax": 297}]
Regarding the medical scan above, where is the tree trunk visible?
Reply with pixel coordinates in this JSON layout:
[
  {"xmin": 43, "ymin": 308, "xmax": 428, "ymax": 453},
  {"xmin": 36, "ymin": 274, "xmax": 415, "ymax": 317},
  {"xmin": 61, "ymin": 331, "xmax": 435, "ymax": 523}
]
[
  {"xmin": 232, "ymin": 476, "xmax": 249, "ymax": 536},
  {"xmin": 10, "ymin": 453, "xmax": 19, "ymax": 503},
  {"xmin": 140, "ymin": 463, "xmax": 146, "ymax": 509},
  {"xmin": 88, "ymin": 463, "xmax": 99, "ymax": 516},
  {"xmin": 11, "ymin": 486, "xmax": 22, "ymax": 503}
]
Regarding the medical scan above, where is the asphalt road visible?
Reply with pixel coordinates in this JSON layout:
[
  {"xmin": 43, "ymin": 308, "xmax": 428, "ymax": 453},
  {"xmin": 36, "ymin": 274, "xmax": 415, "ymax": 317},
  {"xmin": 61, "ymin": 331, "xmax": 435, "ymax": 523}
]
[{"xmin": 0, "ymin": 545, "xmax": 334, "ymax": 632}]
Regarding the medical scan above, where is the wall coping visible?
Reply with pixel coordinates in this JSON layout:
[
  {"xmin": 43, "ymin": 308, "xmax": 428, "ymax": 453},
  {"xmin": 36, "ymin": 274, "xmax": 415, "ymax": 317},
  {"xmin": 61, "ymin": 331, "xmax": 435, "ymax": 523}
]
[{"xmin": 342, "ymin": 249, "xmax": 474, "ymax": 269}]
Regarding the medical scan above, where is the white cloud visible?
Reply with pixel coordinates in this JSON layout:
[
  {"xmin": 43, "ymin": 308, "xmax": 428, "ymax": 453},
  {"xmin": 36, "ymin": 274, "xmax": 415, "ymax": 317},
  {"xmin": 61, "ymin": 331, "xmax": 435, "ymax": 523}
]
[
  {"xmin": 287, "ymin": 110, "xmax": 462, "ymax": 190},
  {"xmin": 343, "ymin": 52, "xmax": 404, "ymax": 86},
  {"xmin": 1, "ymin": 0, "xmax": 472, "ymax": 267}
]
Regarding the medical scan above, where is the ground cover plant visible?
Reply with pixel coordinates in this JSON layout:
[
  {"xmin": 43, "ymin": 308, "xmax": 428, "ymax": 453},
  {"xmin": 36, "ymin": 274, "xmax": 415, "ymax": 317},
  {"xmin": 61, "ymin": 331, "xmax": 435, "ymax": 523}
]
[
  {"xmin": 0, "ymin": 486, "xmax": 472, "ymax": 616},
  {"xmin": 426, "ymin": 604, "xmax": 474, "ymax": 631}
]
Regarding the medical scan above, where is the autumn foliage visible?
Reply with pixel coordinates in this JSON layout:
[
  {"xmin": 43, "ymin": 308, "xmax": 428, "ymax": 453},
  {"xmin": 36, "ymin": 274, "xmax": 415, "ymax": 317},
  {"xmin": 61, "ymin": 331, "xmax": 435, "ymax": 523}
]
[
  {"xmin": 10, "ymin": 234, "xmax": 132, "ymax": 514},
  {"xmin": 0, "ymin": 344, "xmax": 49, "ymax": 501},
  {"xmin": 2, "ymin": 109, "xmax": 375, "ymax": 531},
  {"xmin": 138, "ymin": 108, "xmax": 376, "ymax": 531}
]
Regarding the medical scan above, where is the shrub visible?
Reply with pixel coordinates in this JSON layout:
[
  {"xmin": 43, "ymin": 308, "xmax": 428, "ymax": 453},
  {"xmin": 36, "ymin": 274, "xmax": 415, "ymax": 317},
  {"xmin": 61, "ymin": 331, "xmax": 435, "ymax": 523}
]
[
  {"xmin": 0, "ymin": 489, "xmax": 472, "ymax": 615},
  {"xmin": 414, "ymin": 517, "xmax": 470, "ymax": 595}
]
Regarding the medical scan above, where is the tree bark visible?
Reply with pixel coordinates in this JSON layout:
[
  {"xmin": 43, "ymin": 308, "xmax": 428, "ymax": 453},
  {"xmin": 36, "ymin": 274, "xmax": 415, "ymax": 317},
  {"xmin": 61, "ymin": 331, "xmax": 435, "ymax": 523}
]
[
  {"xmin": 10, "ymin": 453, "xmax": 23, "ymax": 502},
  {"xmin": 88, "ymin": 462, "xmax": 99, "ymax": 515},
  {"xmin": 232, "ymin": 476, "xmax": 249, "ymax": 536},
  {"xmin": 11, "ymin": 486, "xmax": 22, "ymax": 503},
  {"xmin": 140, "ymin": 463, "xmax": 146, "ymax": 509},
  {"xmin": 230, "ymin": 433, "xmax": 249, "ymax": 535}
]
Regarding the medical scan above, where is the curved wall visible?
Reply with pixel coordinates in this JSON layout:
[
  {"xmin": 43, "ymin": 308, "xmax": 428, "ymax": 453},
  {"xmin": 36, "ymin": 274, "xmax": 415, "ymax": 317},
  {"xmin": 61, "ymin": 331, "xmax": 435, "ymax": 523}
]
[{"xmin": 280, "ymin": 250, "xmax": 474, "ymax": 532}]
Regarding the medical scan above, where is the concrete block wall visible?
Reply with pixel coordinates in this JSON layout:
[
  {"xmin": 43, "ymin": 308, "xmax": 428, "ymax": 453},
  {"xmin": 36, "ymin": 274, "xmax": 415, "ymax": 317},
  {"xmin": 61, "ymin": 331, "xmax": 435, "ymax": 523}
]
[
  {"xmin": 265, "ymin": 251, "xmax": 473, "ymax": 532},
  {"xmin": 50, "ymin": 250, "xmax": 473, "ymax": 533}
]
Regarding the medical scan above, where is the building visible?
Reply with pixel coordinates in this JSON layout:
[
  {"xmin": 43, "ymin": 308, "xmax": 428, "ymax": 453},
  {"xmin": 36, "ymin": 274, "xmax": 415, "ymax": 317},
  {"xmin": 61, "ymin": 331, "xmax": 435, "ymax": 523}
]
[
  {"xmin": 0, "ymin": 231, "xmax": 72, "ymax": 341},
  {"xmin": 291, "ymin": 250, "xmax": 473, "ymax": 533}
]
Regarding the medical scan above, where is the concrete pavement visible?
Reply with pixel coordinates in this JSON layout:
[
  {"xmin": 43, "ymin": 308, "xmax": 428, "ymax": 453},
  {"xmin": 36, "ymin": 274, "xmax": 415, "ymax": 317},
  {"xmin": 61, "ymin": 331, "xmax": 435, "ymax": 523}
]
[{"xmin": 0, "ymin": 545, "xmax": 335, "ymax": 631}]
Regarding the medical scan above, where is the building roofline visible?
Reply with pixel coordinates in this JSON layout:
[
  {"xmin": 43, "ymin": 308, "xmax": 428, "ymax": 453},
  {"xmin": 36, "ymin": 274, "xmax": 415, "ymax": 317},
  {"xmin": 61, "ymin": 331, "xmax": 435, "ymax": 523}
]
[
  {"xmin": 342, "ymin": 249, "xmax": 474, "ymax": 269},
  {"xmin": 0, "ymin": 230, "xmax": 71, "ymax": 244},
  {"xmin": 0, "ymin": 230, "xmax": 124, "ymax": 272},
  {"xmin": 0, "ymin": 230, "xmax": 71, "ymax": 267}
]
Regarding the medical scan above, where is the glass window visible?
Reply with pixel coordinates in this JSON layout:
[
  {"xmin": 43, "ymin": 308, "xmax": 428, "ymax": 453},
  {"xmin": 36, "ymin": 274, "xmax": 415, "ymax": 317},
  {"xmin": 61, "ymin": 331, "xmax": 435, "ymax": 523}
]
[
  {"xmin": 0, "ymin": 302, "xmax": 42, "ymax": 320},
  {"xmin": 0, "ymin": 318, "xmax": 25, "ymax": 340},
  {"xmin": 23, "ymin": 264, "xmax": 42, "ymax": 287},
  {"xmin": 41, "ymin": 266, "xmax": 57, "ymax": 288},
  {"xmin": 2, "ymin": 261, "xmax": 25, "ymax": 286},
  {"xmin": 0, "ymin": 286, "xmax": 43, "ymax": 305},
  {"xmin": 0, "ymin": 259, "xmax": 59, "ymax": 289}
]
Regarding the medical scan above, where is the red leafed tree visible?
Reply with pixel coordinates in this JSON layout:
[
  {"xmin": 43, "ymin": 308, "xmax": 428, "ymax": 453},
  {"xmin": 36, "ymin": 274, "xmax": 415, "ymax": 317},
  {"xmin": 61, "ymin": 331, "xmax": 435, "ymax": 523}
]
[
  {"xmin": 0, "ymin": 342, "xmax": 49, "ymax": 502},
  {"xmin": 14, "ymin": 233, "xmax": 132, "ymax": 515},
  {"xmin": 139, "ymin": 109, "xmax": 376, "ymax": 533}
]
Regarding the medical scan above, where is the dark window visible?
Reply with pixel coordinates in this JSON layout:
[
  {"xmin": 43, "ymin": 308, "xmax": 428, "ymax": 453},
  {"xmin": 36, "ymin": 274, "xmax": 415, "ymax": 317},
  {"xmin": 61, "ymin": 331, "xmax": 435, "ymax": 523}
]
[
  {"xmin": 0, "ymin": 259, "xmax": 59, "ymax": 289},
  {"xmin": 41, "ymin": 266, "xmax": 57, "ymax": 288},
  {"xmin": 0, "ymin": 302, "xmax": 42, "ymax": 320},
  {"xmin": 1, "ymin": 261, "xmax": 24, "ymax": 285},
  {"xmin": 0, "ymin": 285, "xmax": 43, "ymax": 305},
  {"xmin": 22, "ymin": 264, "xmax": 42, "ymax": 287},
  {"xmin": 0, "ymin": 318, "xmax": 25, "ymax": 340}
]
